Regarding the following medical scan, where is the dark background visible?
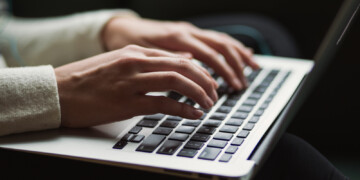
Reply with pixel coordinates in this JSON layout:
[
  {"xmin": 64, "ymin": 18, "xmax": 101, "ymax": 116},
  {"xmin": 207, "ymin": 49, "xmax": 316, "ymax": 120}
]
[{"xmin": 4, "ymin": 0, "xmax": 360, "ymax": 178}]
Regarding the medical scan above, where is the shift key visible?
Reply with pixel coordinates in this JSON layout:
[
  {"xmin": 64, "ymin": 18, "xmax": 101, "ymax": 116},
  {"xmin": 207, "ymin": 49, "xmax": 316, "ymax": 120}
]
[{"xmin": 136, "ymin": 134, "xmax": 166, "ymax": 153}]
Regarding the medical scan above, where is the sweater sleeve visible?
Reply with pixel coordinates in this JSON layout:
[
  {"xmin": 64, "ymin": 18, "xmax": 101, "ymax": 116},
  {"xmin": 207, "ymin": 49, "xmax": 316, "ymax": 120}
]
[
  {"xmin": 0, "ymin": 9, "xmax": 138, "ymax": 68},
  {"xmin": 0, "ymin": 65, "xmax": 60, "ymax": 136}
]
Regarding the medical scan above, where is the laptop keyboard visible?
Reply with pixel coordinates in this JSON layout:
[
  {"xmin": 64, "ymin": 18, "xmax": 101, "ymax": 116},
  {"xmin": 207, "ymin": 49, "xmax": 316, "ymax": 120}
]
[{"xmin": 113, "ymin": 68, "xmax": 291, "ymax": 162}]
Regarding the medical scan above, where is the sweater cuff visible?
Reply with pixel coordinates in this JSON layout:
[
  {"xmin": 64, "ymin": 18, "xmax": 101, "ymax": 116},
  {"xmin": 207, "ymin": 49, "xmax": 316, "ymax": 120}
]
[
  {"xmin": 0, "ymin": 65, "xmax": 61, "ymax": 136},
  {"xmin": 73, "ymin": 9, "xmax": 140, "ymax": 58}
]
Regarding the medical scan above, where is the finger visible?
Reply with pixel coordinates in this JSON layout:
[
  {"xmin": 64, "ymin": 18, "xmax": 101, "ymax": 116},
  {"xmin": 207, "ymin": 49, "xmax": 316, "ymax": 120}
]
[
  {"xmin": 131, "ymin": 45, "xmax": 192, "ymax": 59},
  {"xmin": 173, "ymin": 35, "xmax": 243, "ymax": 90},
  {"xmin": 137, "ymin": 95, "xmax": 204, "ymax": 119},
  {"xmin": 192, "ymin": 62, "xmax": 219, "ymax": 89},
  {"xmin": 222, "ymin": 34, "xmax": 260, "ymax": 70},
  {"xmin": 138, "ymin": 56, "xmax": 218, "ymax": 101},
  {"xmin": 132, "ymin": 71, "xmax": 214, "ymax": 109},
  {"xmin": 191, "ymin": 31, "xmax": 248, "ymax": 87}
]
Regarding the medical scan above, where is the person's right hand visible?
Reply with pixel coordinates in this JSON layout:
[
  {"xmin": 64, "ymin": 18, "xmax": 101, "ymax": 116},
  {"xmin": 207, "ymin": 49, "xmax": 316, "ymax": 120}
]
[{"xmin": 55, "ymin": 45, "xmax": 218, "ymax": 128}]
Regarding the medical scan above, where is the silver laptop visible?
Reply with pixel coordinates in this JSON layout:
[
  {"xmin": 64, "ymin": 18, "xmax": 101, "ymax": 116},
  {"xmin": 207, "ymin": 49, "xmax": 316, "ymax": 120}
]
[{"xmin": 0, "ymin": 0, "xmax": 358, "ymax": 179}]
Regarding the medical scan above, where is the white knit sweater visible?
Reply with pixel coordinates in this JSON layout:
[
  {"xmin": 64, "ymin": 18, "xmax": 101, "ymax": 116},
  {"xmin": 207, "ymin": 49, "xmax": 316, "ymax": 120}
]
[{"xmin": 0, "ymin": 9, "xmax": 137, "ymax": 136}]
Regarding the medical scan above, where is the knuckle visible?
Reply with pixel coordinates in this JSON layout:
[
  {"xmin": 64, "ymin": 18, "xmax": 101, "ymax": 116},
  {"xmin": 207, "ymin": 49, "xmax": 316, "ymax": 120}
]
[
  {"xmin": 204, "ymin": 49, "xmax": 219, "ymax": 59},
  {"xmin": 124, "ymin": 44, "xmax": 142, "ymax": 50},
  {"xmin": 177, "ymin": 58, "xmax": 192, "ymax": 71},
  {"xmin": 176, "ymin": 21, "xmax": 194, "ymax": 28},
  {"xmin": 117, "ymin": 57, "xmax": 144, "ymax": 72},
  {"xmin": 165, "ymin": 28, "xmax": 187, "ymax": 40},
  {"xmin": 165, "ymin": 72, "xmax": 181, "ymax": 84}
]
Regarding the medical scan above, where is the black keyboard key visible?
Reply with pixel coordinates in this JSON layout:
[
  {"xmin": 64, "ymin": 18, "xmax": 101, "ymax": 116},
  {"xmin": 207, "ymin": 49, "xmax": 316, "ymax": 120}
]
[
  {"xmin": 249, "ymin": 116, "xmax": 260, "ymax": 123},
  {"xmin": 207, "ymin": 139, "xmax": 227, "ymax": 148},
  {"xmin": 243, "ymin": 123, "xmax": 255, "ymax": 131},
  {"xmin": 190, "ymin": 133, "xmax": 211, "ymax": 142},
  {"xmin": 157, "ymin": 140, "xmax": 182, "ymax": 155},
  {"xmin": 223, "ymin": 99, "xmax": 237, "ymax": 107},
  {"xmin": 168, "ymin": 91, "xmax": 183, "ymax": 101},
  {"xmin": 269, "ymin": 69, "xmax": 280, "ymax": 76},
  {"xmin": 203, "ymin": 120, "xmax": 222, "ymax": 127},
  {"xmin": 166, "ymin": 116, "xmax": 183, "ymax": 121},
  {"xmin": 219, "ymin": 154, "xmax": 232, "ymax": 162},
  {"xmin": 259, "ymin": 103, "xmax": 269, "ymax": 110},
  {"xmin": 254, "ymin": 86, "xmax": 267, "ymax": 93},
  {"xmin": 217, "ymin": 82, "xmax": 230, "ymax": 97},
  {"xmin": 136, "ymin": 134, "xmax": 166, "ymax": 153},
  {"xmin": 113, "ymin": 140, "xmax": 127, "ymax": 150},
  {"xmin": 231, "ymin": 138, "xmax": 244, "ymax": 146},
  {"xmin": 219, "ymin": 125, "xmax": 239, "ymax": 133},
  {"xmin": 176, "ymin": 126, "xmax": 196, "ymax": 134},
  {"xmin": 264, "ymin": 96, "xmax": 273, "ymax": 103},
  {"xmin": 259, "ymin": 81, "xmax": 271, "ymax": 87},
  {"xmin": 184, "ymin": 141, "xmax": 205, "ymax": 150},
  {"xmin": 213, "ymin": 132, "xmax": 233, "ymax": 141},
  {"xmin": 237, "ymin": 105, "xmax": 253, "ymax": 113},
  {"xmin": 243, "ymin": 99, "xmax": 258, "ymax": 106},
  {"xmin": 169, "ymin": 133, "xmax": 189, "ymax": 141},
  {"xmin": 247, "ymin": 69, "xmax": 262, "ymax": 82},
  {"xmin": 228, "ymin": 90, "xmax": 245, "ymax": 100},
  {"xmin": 225, "ymin": 119, "xmax": 243, "ymax": 126},
  {"xmin": 225, "ymin": 146, "xmax": 238, "ymax": 154},
  {"xmin": 198, "ymin": 147, "xmax": 222, "ymax": 160},
  {"xmin": 216, "ymin": 106, "xmax": 232, "ymax": 113},
  {"xmin": 182, "ymin": 120, "xmax": 201, "ymax": 127},
  {"xmin": 144, "ymin": 113, "xmax": 165, "ymax": 121},
  {"xmin": 130, "ymin": 135, "xmax": 145, "ymax": 143},
  {"xmin": 177, "ymin": 148, "xmax": 198, "ymax": 158},
  {"xmin": 113, "ymin": 133, "xmax": 134, "ymax": 149},
  {"xmin": 129, "ymin": 126, "xmax": 142, "ymax": 134},
  {"xmin": 184, "ymin": 98, "xmax": 196, "ymax": 106},
  {"xmin": 210, "ymin": 112, "xmax": 227, "ymax": 120},
  {"xmin": 232, "ymin": 112, "xmax": 248, "ymax": 119},
  {"xmin": 248, "ymin": 93, "xmax": 262, "ymax": 100},
  {"xmin": 237, "ymin": 130, "xmax": 250, "ymax": 138},
  {"xmin": 160, "ymin": 120, "xmax": 179, "ymax": 128},
  {"xmin": 197, "ymin": 126, "xmax": 217, "ymax": 134},
  {"xmin": 153, "ymin": 127, "xmax": 173, "ymax": 135},
  {"xmin": 121, "ymin": 133, "xmax": 135, "ymax": 141},
  {"xmin": 137, "ymin": 120, "xmax": 158, "ymax": 128},
  {"xmin": 254, "ymin": 109, "xmax": 265, "ymax": 116}
]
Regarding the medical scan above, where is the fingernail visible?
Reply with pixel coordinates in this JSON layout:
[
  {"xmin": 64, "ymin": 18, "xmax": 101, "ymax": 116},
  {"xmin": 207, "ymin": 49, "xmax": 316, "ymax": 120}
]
[
  {"xmin": 233, "ymin": 79, "xmax": 243, "ymax": 90},
  {"xmin": 205, "ymin": 97, "xmax": 214, "ymax": 109},
  {"xmin": 213, "ymin": 80, "xmax": 219, "ymax": 89},
  {"xmin": 212, "ymin": 89, "xmax": 218, "ymax": 102},
  {"xmin": 241, "ymin": 77, "xmax": 249, "ymax": 88},
  {"xmin": 192, "ymin": 109, "xmax": 204, "ymax": 118}
]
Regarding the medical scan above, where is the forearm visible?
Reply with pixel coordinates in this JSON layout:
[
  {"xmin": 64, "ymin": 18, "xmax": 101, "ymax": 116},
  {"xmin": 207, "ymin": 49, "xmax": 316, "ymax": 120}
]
[{"xmin": 0, "ymin": 9, "xmax": 138, "ymax": 67}]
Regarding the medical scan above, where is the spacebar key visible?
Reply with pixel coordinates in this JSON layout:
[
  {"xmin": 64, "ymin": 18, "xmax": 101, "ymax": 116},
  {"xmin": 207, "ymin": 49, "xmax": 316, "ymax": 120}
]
[{"xmin": 136, "ymin": 134, "xmax": 166, "ymax": 153}]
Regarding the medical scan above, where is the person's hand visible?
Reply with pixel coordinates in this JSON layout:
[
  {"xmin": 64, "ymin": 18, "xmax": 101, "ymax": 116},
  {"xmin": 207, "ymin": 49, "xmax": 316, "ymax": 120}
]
[
  {"xmin": 101, "ymin": 17, "xmax": 260, "ymax": 90},
  {"xmin": 55, "ymin": 45, "xmax": 218, "ymax": 128}
]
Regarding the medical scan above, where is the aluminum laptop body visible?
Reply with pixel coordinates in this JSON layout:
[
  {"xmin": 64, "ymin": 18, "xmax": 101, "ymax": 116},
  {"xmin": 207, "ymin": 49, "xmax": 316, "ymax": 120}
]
[{"xmin": 0, "ymin": 0, "xmax": 358, "ymax": 179}]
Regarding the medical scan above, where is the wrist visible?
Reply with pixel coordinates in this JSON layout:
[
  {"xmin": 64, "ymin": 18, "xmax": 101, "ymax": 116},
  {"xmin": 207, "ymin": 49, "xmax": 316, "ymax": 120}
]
[{"xmin": 101, "ymin": 16, "xmax": 139, "ymax": 52}]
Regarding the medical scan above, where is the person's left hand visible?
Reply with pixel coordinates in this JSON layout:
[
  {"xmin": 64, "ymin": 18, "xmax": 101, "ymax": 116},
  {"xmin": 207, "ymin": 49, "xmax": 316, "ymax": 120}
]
[{"xmin": 101, "ymin": 17, "xmax": 260, "ymax": 90}]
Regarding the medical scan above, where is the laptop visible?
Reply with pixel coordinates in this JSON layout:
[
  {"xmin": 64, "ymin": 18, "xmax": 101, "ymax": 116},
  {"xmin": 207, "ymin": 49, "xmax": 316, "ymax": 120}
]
[{"xmin": 0, "ymin": 0, "xmax": 358, "ymax": 179}]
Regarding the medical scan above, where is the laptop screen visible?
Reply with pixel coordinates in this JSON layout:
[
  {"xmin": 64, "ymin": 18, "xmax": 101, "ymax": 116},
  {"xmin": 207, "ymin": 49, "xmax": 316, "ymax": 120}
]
[{"xmin": 314, "ymin": 0, "xmax": 360, "ymax": 65}]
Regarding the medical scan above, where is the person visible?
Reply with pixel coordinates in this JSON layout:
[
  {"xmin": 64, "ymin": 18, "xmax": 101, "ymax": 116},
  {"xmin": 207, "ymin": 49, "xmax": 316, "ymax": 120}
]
[
  {"xmin": 0, "ymin": 8, "xmax": 259, "ymax": 136},
  {"xmin": 0, "ymin": 3, "xmax": 348, "ymax": 180}
]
